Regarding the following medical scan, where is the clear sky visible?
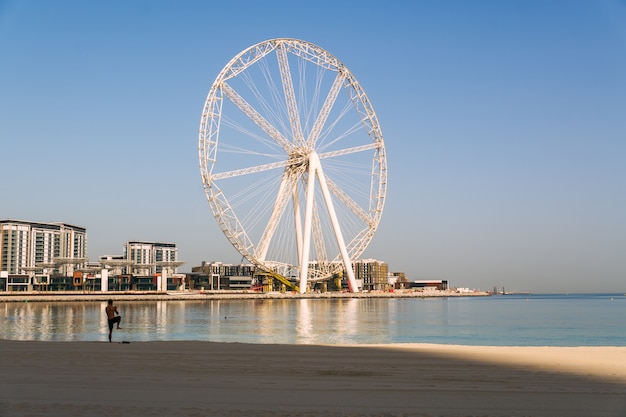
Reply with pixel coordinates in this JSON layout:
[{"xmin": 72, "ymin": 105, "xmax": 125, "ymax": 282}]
[{"xmin": 1, "ymin": 0, "xmax": 625, "ymax": 293}]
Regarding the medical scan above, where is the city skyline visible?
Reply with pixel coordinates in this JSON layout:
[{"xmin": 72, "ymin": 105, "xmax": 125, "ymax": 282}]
[
  {"xmin": 0, "ymin": 217, "xmax": 400, "ymax": 280},
  {"xmin": 1, "ymin": 1, "xmax": 625, "ymax": 293}
]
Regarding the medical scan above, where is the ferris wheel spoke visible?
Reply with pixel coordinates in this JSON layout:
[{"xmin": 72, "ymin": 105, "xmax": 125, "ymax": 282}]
[
  {"xmin": 221, "ymin": 82, "xmax": 293, "ymax": 152},
  {"xmin": 255, "ymin": 169, "xmax": 298, "ymax": 262},
  {"xmin": 276, "ymin": 44, "xmax": 305, "ymax": 147},
  {"xmin": 325, "ymin": 177, "xmax": 371, "ymax": 224},
  {"xmin": 211, "ymin": 158, "xmax": 302, "ymax": 181},
  {"xmin": 311, "ymin": 202, "xmax": 328, "ymax": 263},
  {"xmin": 318, "ymin": 143, "xmax": 379, "ymax": 160},
  {"xmin": 306, "ymin": 72, "xmax": 345, "ymax": 149}
]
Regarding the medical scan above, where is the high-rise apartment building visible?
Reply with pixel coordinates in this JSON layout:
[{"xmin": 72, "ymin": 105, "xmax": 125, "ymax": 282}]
[{"xmin": 0, "ymin": 219, "xmax": 87, "ymax": 276}]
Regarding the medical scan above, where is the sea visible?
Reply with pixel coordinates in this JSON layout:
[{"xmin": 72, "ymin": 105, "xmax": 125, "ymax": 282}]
[{"xmin": 1, "ymin": 293, "xmax": 625, "ymax": 346}]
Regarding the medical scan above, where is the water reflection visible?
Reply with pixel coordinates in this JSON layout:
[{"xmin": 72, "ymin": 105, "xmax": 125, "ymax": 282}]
[
  {"xmin": 156, "ymin": 301, "xmax": 167, "ymax": 335},
  {"xmin": 296, "ymin": 299, "xmax": 312, "ymax": 343},
  {"xmin": 1, "ymin": 296, "xmax": 625, "ymax": 345}
]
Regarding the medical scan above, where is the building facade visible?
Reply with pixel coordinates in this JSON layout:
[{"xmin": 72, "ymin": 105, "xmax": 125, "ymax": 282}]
[
  {"xmin": 409, "ymin": 280, "xmax": 448, "ymax": 291},
  {"xmin": 124, "ymin": 241, "xmax": 178, "ymax": 275},
  {"xmin": 191, "ymin": 261, "xmax": 255, "ymax": 290},
  {"xmin": 0, "ymin": 219, "xmax": 87, "ymax": 277},
  {"xmin": 352, "ymin": 259, "xmax": 389, "ymax": 291}
]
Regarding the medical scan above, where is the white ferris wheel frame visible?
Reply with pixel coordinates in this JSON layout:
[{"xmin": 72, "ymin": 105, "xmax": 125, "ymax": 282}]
[{"xmin": 199, "ymin": 38, "xmax": 387, "ymax": 293}]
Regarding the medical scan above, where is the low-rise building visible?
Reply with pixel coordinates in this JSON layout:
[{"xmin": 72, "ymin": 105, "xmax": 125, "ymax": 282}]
[
  {"xmin": 410, "ymin": 280, "xmax": 448, "ymax": 291},
  {"xmin": 191, "ymin": 261, "xmax": 255, "ymax": 290}
]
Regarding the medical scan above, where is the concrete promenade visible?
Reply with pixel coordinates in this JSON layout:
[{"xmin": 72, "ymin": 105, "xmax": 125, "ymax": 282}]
[{"xmin": 0, "ymin": 289, "xmax": 490, "ymax": 302}]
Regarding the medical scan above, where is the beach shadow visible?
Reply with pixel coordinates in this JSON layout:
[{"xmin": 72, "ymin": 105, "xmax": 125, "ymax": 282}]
[{"xmin": 0, "ymin": 340, "xmax": 624, "ymax": 417}]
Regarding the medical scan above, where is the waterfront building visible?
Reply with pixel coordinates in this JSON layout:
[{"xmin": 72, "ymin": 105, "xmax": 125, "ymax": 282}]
[
  {"xmin": 228, "ymin": 275, "xmax": 254, "ymax": 290},
  {"xmin": 352, "ymin": 259, "xmax": 389, "ymax": 291},
  {"xmin": 190, "ymin": 259, "xmax": 392, "ymax": 292},
  {"xmin": 192, "ymin": 261, "xmax": 254, "ymax": 277},
  {"xmin": 191, "ymin": 261, "xmax": 255, "ymax": 290},
  {"xmin": 124, "ymin": 241, "xmax": 178, "ymax": 275},
  {"xmin": 388, "ymin": 271, "xmax": 409, "ymax": 289},
  {"xmin": 99, "ymin": 243, "xmax": 181, "ymax": 292},
  {"xmin": 0, "ymin": 219, "xmax": 87, "ymax": 290},
  {"xmin": 410, "ymin": 280, "xmax": 449, "ymax": 291},
  {"xmin": 98, "ymin": 255, "xmax": 133, "ymax": 277}
]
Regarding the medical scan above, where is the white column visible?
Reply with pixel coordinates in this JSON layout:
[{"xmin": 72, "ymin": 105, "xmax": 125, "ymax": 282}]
[
  {"xmin": 159, "ymin": 269, "xmax": 167, "ymax": 292},
  {"xmin": 101, "ymin": 269, "xmax": 108, "ymax": 292}
]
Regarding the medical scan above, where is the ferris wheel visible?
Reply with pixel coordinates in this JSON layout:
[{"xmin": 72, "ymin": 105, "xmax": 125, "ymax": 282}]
[{"xmin": 199, "ymin": 38, "xmax": 387, "ymax": 293}]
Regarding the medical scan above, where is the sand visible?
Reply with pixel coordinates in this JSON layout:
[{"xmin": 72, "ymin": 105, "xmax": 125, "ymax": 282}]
[{"xmin": 0, "ymin": 340, "xmax": 625, "ymax": 417}]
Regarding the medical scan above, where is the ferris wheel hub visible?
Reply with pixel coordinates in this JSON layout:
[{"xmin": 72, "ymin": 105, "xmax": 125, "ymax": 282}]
[{"xmin": 289, "ymin": 146, "xmax": 313, "ymax": 158}]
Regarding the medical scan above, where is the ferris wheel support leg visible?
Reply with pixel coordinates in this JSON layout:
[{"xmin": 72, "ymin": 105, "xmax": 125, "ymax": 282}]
[
  {"xmin": 293, "ymin": 184, "xmax": 303, "ymax": 266},
  {"xmin": 298, "ymin": 159, "xmax": 317, "ymax": 293},
  {"xmin": 311, "ymin": 152, "xmax": 359, "ymax": 293}
]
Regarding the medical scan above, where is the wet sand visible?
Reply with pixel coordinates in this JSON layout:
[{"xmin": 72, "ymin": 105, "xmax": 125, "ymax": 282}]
[{"xmin": 0, "ymin": 340, "xmax": 625, "ymax": 416}]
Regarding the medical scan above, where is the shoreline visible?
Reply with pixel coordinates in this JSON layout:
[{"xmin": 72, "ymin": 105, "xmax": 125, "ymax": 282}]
[
  {"xmin": 0, "ymin": 288, "xmax": 490, "ymax": 302},
  {"xmin": 1, "ymin": 339, "xmax": 625, "ymax": 416}
]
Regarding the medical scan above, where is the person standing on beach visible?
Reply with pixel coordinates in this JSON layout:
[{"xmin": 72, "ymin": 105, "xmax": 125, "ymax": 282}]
[{"xmin": 105, "ymin": 299, "xmax": 122, "ymax": 342}]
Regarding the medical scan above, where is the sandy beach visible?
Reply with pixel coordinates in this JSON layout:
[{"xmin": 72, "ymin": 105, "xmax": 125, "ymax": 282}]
[{"xmin": 1, "ymin": 340, "xmax": 624, "ymax": 417}]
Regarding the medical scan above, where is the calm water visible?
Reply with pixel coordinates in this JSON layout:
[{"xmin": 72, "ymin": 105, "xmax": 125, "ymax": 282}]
[{"xmin": 1, "ymin": 293, "xmax": 625, "ymax": 346}]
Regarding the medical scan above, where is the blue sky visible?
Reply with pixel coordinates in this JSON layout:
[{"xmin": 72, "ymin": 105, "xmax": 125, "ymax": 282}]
[{"xmin": 1, "ymin": 0, "xmax": 625, "ymax": 293}]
